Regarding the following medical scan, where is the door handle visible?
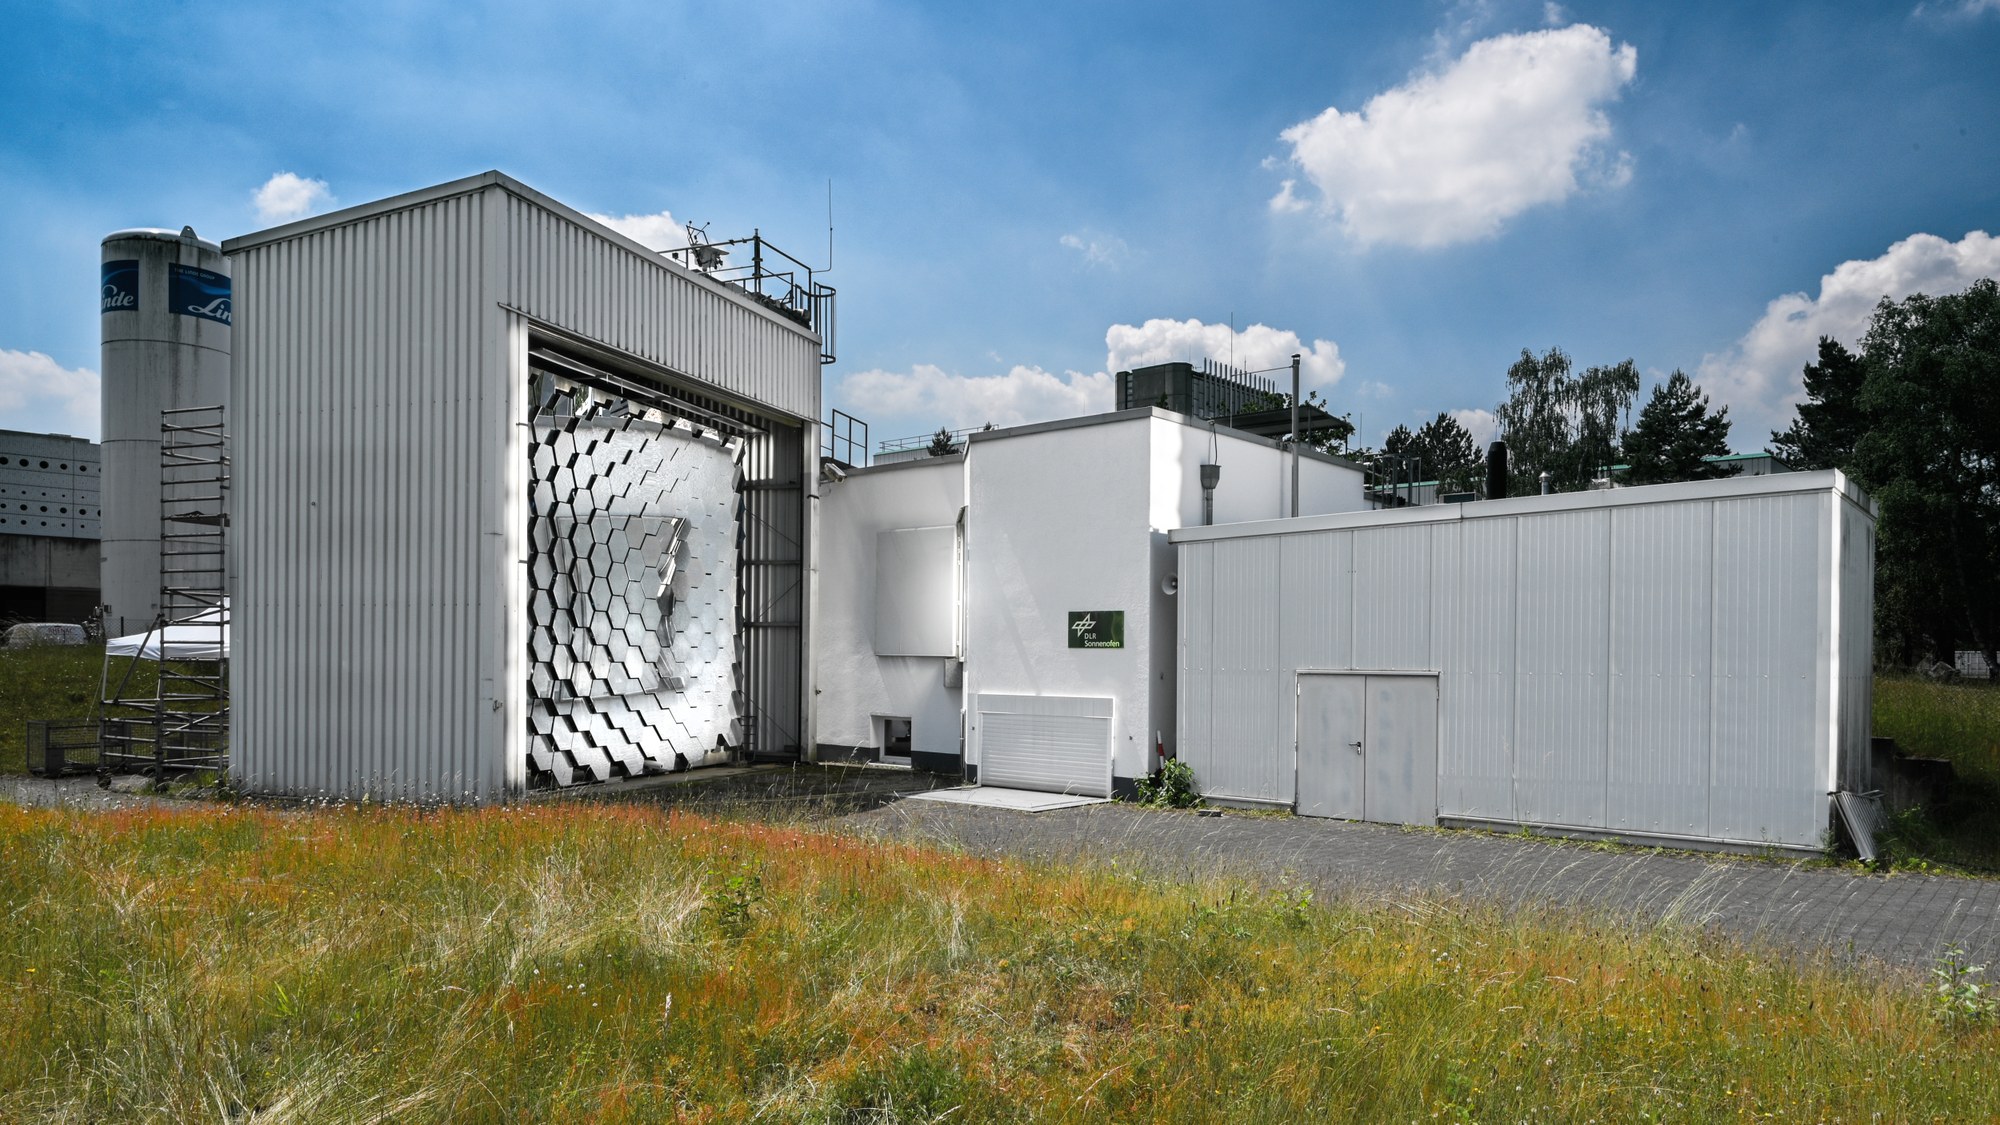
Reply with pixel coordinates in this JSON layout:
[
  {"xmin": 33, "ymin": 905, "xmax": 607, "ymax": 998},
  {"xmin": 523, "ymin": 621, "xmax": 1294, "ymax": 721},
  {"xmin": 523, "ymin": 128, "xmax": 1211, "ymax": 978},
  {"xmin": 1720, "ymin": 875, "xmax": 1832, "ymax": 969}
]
[{"xmin": 1348, "ymin": 741, "xmax": 1363, "ymax": 753}]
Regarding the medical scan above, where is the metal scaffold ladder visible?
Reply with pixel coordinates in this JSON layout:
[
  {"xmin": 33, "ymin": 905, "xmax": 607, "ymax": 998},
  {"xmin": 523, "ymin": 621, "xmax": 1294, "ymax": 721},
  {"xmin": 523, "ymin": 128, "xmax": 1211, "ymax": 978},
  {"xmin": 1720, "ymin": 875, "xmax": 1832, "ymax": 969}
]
[{"xmin": 100, "ymin": 405, "xmax": 230, "ymax": 778}]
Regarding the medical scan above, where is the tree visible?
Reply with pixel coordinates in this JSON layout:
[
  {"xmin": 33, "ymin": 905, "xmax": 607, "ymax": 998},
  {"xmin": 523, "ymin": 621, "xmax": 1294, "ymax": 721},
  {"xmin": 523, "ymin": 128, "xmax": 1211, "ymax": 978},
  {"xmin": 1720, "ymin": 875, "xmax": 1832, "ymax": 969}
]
[
  {"xmin": 1773, "ymin": 279, "xmax": 2000, "ymax": 673},
  {"xmin": 1495, "ymin": 347, "xmax": 1572, "ymax": 496},
  {"xmin": 1413, "ymin": 413, "xmax": 1481, "ymax": 494},
  {"xmin": 1769, "ymin": 337, "xmax": 1867, "ymax": 470},
  {"xmin": 1494, "ymin": 347, "xmax": 1640, "ymax": 495},
  {"xmin": 925, "ymin": 427, "xmax": 959, "ymax": 457},
  {"xmin": 1620, "ymin": 370, "xmax": 1735, "ymax": 485}
]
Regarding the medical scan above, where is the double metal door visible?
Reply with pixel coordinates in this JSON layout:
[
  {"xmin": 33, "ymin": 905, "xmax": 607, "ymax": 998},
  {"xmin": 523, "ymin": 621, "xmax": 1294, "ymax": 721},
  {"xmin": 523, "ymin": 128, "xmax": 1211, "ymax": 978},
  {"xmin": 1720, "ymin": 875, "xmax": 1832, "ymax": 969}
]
[{"xmin": 1295, "ymin": 673, "xmax": 1438, "ymax": 825}]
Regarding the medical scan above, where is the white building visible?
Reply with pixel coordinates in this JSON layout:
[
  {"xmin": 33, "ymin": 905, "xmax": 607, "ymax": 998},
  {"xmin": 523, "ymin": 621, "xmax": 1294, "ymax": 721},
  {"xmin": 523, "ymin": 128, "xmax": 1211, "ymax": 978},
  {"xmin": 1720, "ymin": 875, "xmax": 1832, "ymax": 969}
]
[
  {"xmin": 222, "ymin": 172, "xmax": 826, "ymax": 801},
  {"xmin": 1171, "ymin": 470, "xmax": 1876, "ymax": 853},
  {"xmin": 814, "ymin": 407, "xmax": 1367, "ymax": 796}
]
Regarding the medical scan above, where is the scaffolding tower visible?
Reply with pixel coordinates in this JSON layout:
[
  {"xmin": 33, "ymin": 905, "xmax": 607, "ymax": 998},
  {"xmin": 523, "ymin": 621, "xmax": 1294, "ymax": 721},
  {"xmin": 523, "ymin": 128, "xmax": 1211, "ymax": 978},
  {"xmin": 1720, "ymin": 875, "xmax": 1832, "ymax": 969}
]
[{"xmin": 100, "ymin": 405, "xmax": 230, "ymax": 778}]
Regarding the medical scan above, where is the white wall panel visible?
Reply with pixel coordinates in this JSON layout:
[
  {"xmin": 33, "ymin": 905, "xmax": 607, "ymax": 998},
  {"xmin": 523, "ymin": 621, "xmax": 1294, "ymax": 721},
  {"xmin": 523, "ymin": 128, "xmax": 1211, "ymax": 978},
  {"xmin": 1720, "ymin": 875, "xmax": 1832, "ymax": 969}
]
[
  {"xmin": 1203, "ymin": 537, "xmax": 1286, "ymax": 803},
  {"xmin": 1514, "ymin": 508, "xmax": 1611, "ymax": 829},
  {"xmin": 1279, "ymin": 533, "xmax": 1353, "ymax": 668},
  {"xmin": 1435, "ymin": 516, "xmax": 1516, "ymax": 819},
  {"xmin": 1352, "ymin": 524, "xmax": 1431, "ymax": 671},
  {"xmin": 1174, "ymin": 470, "xmax": 1871, "ymax": 852},
  {"xmin": 1177, "ymin": 540, "xmax": 1215, "ymax": 783},
  {"xmin": 875, "ymin": 526, "xmax": 957, "ymax": 657},
  {"xmin": 1606, "ymin": 501, "xmax": 1713, "ymax": 836},
  {"xmin": 1710, "ymin": 493, "xmax": 1822, "ymax": 844}
]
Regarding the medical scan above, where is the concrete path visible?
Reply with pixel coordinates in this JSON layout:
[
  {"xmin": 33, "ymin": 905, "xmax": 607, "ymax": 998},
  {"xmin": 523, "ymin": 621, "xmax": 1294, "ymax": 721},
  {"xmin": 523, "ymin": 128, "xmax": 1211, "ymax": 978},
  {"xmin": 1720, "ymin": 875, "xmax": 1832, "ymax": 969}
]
[
  {"xmin": 841, "ymin": 798, "xmax": 2000, "ymax": 974},
  {"xmin": 0, "ymin": 775, "xmax": 174, "ymax": 811}
]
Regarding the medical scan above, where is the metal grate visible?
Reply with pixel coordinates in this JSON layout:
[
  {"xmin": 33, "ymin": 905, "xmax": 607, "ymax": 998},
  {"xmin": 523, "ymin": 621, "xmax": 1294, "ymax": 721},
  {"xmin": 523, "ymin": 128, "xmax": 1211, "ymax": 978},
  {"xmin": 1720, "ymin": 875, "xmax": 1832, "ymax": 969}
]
[{"xmin": 26, "ymin": 719, "xmax": 99, "ymax": 777}]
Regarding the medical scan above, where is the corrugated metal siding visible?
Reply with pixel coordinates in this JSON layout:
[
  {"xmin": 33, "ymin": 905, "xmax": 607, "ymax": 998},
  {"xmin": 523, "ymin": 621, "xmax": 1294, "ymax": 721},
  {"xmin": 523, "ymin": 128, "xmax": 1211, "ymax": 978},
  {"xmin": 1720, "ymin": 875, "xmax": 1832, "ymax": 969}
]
[
  {"xmin": 1205, "ymin": 536, "xmax": 1285, "ymax": 802},
  {"xmin": 1177, "ymin": 473, "xmax": 1864, "ymax": 850},
  {"xmin": 1710, "ymin": 494, "xmax": 1822, "ymax": 844},
  {"xmin": 500, "ymin": 194, "xmax": 819, "ymax": 421},
  {"xmin": 1606, "ymin": 500, "xmax": 1713, "ymax": 837},
  {"xmin": 1177, "ymin": 540, "xmax": 1214, "ymax": 786},
  {"xmin": 1352, "ymin": 524, "xmax": 1431, "ymax": 670},
  {"xmin": 1436, "ymin": 517, "xmax": 1515, "ymax": 819},
  {"xmin": 232, "ymin": 190, "xmax": 504, "ymax": 801},
  {"xmin": 1837, "ymin": 493, "xmax": 1875, "ymax": 792},
  {"xmin": 1514, "ymin": 508, "xmax": 1611, "ymax": 829}
]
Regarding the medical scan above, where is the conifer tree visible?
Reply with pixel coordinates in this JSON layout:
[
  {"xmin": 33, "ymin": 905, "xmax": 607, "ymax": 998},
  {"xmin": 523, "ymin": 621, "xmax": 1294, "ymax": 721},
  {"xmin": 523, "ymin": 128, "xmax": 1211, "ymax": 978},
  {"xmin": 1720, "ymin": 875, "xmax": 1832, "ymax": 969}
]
[{"xmin": 1620, "ymin": 370, "xmax": 1734, "ymax": 485}]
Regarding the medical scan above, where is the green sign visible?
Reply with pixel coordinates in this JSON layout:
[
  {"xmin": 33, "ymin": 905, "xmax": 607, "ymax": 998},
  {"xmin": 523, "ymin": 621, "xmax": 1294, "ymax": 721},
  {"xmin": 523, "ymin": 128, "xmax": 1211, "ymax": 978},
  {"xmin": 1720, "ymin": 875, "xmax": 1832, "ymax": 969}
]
[{"xmin": 1067, "ymin": 611, "xmax": 1124, "ymax": 649}]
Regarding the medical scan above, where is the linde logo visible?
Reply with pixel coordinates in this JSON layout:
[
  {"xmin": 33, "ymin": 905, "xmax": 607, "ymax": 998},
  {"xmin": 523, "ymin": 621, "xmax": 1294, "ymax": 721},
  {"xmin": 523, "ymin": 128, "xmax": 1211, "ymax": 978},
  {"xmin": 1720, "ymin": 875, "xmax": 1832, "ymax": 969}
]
[
  {"xmin": 168, "ymin": 264, "xmax": 231, "ymax": 326},
  {"xmin": 101, "ymin": 260, "xmax": 138, "ymax": 313},
  {"xmin": 186, "ymin": 297, "xmax": 232, "ymax": 324}
]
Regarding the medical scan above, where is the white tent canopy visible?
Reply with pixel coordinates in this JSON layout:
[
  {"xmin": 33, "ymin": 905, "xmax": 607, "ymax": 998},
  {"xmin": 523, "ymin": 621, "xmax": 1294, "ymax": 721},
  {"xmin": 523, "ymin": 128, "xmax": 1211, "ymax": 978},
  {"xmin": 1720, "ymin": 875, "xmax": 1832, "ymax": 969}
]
[{"xmin": 105, "ymin": 605, "xmax": 229, "ymax": 662}]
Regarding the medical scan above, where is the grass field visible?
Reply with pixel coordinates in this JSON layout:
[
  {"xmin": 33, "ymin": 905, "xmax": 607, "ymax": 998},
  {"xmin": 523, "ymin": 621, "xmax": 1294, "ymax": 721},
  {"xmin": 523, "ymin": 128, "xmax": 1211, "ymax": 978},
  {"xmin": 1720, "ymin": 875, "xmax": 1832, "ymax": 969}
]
[
  {"xmin": 0, "ymin": 642, "xmax": 168, "ymax": 773},
  {"xmin": 2, "ymin": 802, "xmax": 1996, "ymax": 1122},
  {"xmin": 0, "ymin": 642, "xmax": 107, "ymax": 773}
]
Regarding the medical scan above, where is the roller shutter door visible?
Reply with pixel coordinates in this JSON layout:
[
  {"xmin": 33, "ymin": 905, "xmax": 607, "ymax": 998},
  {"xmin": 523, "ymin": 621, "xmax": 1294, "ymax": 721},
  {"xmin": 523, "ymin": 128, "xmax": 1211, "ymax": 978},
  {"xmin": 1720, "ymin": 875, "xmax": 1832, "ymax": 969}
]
[{"xmin": 975, "ymin": 693, "xmax": 1112, "ymax": 796}]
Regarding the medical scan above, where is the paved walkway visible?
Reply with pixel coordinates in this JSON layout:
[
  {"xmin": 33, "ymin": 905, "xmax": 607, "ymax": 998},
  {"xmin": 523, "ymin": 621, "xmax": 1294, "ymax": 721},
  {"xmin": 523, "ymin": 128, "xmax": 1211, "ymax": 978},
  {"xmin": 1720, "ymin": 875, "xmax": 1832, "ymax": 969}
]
[
  {"xmin": 841, "ymin": 798, "xmax": 2000, "ymax": 974},
  {"xmin": 0, "ymin": 775, "xmax": 173, "ymax": 811}
]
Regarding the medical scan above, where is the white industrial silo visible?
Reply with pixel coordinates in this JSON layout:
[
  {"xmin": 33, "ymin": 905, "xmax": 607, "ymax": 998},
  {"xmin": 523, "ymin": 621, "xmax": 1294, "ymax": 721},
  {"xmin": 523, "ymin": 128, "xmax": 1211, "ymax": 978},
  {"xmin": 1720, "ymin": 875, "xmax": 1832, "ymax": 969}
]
[{"xmin": 99, "ymin": 227, "xmax": 231, "ymax": 634}]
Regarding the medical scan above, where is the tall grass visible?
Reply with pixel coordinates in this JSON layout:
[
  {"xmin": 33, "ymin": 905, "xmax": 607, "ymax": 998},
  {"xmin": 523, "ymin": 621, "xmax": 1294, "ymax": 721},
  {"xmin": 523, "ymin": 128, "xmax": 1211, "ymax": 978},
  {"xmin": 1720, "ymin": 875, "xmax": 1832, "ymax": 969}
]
[
  {"xmin": 1874, "ymin": 674, "xmax": 2000, "ymax": 871},
  {"xmin": 0, "ymin": 802, "xmax": 1994, "ymax": 1122}
]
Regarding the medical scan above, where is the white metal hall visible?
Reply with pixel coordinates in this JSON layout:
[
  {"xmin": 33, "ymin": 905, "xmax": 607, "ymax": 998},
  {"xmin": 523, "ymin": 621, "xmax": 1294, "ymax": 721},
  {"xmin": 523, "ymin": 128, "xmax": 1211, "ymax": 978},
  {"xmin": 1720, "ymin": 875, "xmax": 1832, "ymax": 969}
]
[
  {"xmin": 1170, "ymin": 471, "xmax": 1875, "ymax": 854},
  {"xmin": 223, "ymin": 172, "xmax": 826, "ymax": 801}
]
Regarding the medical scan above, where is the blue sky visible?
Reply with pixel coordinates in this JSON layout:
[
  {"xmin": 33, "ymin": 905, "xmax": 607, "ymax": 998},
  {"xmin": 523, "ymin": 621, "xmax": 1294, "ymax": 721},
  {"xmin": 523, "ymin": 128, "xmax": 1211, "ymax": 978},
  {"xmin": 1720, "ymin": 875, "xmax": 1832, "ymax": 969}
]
[{"xmin": 3, "ymin": 0, "xmax": 1997, "ymax": 454}]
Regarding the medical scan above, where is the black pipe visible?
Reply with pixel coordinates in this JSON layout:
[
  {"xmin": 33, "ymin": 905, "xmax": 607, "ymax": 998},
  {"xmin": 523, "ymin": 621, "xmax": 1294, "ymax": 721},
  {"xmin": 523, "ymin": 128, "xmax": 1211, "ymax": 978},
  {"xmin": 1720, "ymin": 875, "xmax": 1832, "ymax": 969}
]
[{"xmin": 1486, "ymin": 440, "xmax": 1508, "ymax": 500}]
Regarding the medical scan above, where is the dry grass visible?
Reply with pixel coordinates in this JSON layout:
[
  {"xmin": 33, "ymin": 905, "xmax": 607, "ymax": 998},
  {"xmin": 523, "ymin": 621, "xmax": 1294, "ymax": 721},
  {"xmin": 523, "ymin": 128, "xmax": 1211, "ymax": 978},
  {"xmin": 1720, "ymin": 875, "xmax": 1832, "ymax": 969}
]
[{"xmin": 1, "ymin": 801, "xmax": 1995, "ymax": 1122}]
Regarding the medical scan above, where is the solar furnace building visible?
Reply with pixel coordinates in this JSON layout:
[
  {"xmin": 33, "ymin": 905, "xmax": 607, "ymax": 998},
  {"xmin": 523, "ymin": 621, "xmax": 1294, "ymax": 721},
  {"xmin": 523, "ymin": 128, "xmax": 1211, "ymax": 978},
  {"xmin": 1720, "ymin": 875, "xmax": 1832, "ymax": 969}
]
[{"xmin": 222, "ymin": 172, "xmax": 827, "ymax": 801}]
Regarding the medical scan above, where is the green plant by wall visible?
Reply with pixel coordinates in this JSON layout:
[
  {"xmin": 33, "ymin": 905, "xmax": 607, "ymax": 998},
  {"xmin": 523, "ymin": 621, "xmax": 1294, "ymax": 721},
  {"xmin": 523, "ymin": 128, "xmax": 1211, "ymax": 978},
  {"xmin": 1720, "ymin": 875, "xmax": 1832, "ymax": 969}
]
[{"xmin": 1135, "ymin": 758, "xmax": 1201, "ymax": 809}]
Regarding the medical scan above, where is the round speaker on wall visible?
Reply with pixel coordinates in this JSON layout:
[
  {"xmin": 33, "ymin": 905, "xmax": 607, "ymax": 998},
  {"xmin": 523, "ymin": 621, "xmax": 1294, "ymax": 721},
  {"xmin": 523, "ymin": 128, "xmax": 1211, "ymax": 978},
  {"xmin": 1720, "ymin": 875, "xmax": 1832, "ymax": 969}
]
[{"xmin": 1161, "ymin": 572, "xmax": 1179, "ymax": 596}]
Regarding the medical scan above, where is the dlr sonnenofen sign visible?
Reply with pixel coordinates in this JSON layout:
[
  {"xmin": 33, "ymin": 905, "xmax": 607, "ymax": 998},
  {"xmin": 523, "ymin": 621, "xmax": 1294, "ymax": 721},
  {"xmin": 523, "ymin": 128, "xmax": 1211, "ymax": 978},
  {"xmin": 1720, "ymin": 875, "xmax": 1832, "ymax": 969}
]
[{"xmin": 1067, "ymin": 611, "xmax": 1124, "ymax": 649}]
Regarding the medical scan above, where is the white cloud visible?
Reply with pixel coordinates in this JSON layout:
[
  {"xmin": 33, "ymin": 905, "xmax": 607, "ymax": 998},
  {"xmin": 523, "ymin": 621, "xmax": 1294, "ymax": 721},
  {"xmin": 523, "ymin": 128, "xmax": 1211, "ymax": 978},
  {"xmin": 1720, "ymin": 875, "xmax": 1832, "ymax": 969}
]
[
  {"xmin": 841, "ymin": 364, "xmax": 1114, "ymax": 432},
  {"xmin": 1542, "ymin": 2, "xmax": 1569, "ymax": 26},
  {"xmin": 1059, "ymin": 231, "xmax": 1129, "ymax": 268},
  {"xmin": 585, "ymin": 209, "xmax": 685, "ymax": 250},
  {"xmin": 0, "ymin": 350, "xmax": 99, "ymax": 439},
  {"xmin": 1104, "ymin": 317, "xmax": 1345, "ymax": 391},
  {"xmin": 1271, "ymin": 24, "xmax": 1637, "ymax": 248},
  {"xmin": 1697, "ymin": 230, "xmax": 2000, "ymax": 442},
  {"xmin": 840, "ymin": 316, "xmax": 1345, "ymax": 438},
  {"xmin": 1451, "ymin": 407, "xmax": 1499, "ymax": 447},
  {"xmin": 1914, "ymin": 0, "xmax": 1999, "ymax": 18},
  {"xmin": 253, "ymin": 172, "xmax": 334, "ymax": 224}
]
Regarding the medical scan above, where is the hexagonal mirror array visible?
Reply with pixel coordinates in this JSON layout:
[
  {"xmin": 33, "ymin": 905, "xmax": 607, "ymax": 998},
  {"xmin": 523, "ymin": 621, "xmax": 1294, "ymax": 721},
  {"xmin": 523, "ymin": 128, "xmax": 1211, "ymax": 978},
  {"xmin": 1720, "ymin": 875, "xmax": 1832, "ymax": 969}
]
[{"xmin": 526, "ymin": 376, "xmax": 743, "ymax": 787}]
